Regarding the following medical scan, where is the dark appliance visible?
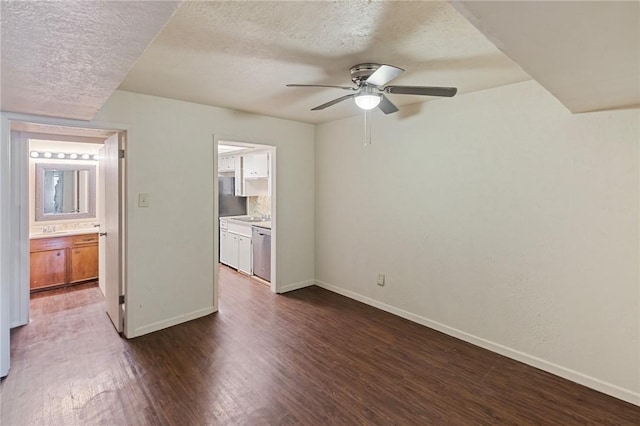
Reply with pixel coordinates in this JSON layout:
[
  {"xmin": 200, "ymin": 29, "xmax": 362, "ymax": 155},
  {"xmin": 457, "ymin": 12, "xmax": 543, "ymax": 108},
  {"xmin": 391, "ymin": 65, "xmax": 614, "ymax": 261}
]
[{"xmin": 219, "ymin": 177, "xmax": 247, "ymax": 217}]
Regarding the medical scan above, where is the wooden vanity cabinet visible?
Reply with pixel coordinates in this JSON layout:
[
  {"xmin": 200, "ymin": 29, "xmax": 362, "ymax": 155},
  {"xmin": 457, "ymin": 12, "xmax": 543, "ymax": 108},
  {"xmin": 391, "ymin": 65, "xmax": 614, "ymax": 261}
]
[
  {"xmin": 30, "ymin": 248, "xmax": 67, "ymax": 290},
  {"xmin": 30, "ymin": 233, "xmax": 99, "ymax": 291},
  {"xmin": 69, "ymin": 234, "xmax": 99, "ymax": 283}
]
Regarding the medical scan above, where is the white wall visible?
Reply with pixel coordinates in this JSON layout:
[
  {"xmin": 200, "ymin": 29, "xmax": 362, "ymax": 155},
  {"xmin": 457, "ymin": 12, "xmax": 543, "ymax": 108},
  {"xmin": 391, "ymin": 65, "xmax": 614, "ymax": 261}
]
[
  {"xmin": 93, "ymin": 91, "xmax": 315, "ymax": 337},
  {"xmin": 314, "ymin": 80, "xmax": 639, "ymax": 403}
]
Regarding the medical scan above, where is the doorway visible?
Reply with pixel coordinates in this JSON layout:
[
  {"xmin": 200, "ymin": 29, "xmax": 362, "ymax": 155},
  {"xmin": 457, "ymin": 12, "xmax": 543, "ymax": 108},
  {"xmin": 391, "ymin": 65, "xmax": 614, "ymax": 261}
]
[
  {"xmin": 28, "ymin": 138, "xmax": 103, "ymax": 295},
  {"xmin": 9, "ymin": 123, "xmax": 126, "ymax": 336},
  {"xmin": 214, "ymin": 138, "xmax": 277, "ymax": 298}
]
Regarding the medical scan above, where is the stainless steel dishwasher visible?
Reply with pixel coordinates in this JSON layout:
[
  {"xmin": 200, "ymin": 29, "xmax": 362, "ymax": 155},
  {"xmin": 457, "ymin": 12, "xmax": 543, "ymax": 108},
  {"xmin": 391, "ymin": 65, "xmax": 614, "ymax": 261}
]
[{"xmin": 252, "ymin": 226, "xmax": 271, "ymax": 282}]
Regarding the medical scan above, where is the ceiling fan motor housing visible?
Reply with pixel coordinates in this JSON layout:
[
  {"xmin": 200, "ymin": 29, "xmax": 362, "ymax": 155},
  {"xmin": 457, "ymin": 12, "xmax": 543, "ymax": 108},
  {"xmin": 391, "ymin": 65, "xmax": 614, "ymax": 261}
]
[{"xmin": 350, "ymin": 63, "xmax": 381, "ymax": 85}]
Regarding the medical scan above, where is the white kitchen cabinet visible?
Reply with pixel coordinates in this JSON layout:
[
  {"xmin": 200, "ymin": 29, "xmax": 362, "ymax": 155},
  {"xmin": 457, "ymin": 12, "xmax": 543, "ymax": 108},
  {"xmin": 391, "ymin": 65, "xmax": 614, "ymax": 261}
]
[
  {"xmin": 218, "ymin": 154, "xmax": 237, "ymax": 173},
  {"xmin": 243, "ymin": 152, "xmax": 269, "ymax": 179},
  {"xmin": 220, "ymin": 219, "xmax": 252, "ymax": 274},
  {"xmin": 220, "ymin": 230, "xmax": 230, "ymax": 266},
  {"xmin": 238, "ymin": 235, "xmax": 252, "ymax": 274},
  {"xmin": 241, "ymin": 152, "xmax": 270, "ymax": 196},
  {"xmin": 220, "ymin": 229, "xmax": 239, "ymax": 268}
]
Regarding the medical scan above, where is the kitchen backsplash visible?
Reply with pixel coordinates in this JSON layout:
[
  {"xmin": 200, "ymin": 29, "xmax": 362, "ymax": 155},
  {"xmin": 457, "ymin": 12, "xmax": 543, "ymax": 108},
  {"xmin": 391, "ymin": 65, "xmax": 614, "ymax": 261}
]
[{"xmin": 248, "ymin": 195, "xmax": 271, "ymax": 217}]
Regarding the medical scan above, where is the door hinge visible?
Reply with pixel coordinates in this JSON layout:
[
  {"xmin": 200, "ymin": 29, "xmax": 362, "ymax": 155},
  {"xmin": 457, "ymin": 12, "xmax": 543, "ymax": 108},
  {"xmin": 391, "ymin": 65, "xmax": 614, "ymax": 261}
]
[
  {"xmin": 119, "ymin": 295, "xmax": 125, "ymax": 305},
  {"xmin": 119, "ymin": 149, "xmax": 125, "ymax": 159}
]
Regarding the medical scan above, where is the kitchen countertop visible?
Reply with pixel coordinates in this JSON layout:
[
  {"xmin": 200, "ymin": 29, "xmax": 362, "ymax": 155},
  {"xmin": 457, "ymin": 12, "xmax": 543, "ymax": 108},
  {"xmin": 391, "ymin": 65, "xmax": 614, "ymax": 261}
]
[
  {"xmin": 221, "ymin": 216, "xmax": 272, "ymax": 230},
  {"xmin": 251, "ymin": 221, "xmax": 271, "ymax": 229},
  {"xmin": 30, "ymin": 228, "xmax": 98, "ymax": 240}
]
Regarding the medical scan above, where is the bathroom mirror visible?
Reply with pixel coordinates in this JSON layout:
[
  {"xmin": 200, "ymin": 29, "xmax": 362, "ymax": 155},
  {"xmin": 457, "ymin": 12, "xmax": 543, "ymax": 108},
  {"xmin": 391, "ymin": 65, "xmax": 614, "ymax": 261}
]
[{"xmin": 35, "ymin": 163, "xmax": 96, "ymax": 222}]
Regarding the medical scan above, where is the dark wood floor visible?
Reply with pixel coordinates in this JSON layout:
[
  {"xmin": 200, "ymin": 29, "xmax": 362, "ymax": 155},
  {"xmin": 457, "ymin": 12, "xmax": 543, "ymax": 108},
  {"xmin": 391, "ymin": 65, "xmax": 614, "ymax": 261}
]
[{"xmin": 1, "ymin": 267, "xmax": 638, "ymax": 425}]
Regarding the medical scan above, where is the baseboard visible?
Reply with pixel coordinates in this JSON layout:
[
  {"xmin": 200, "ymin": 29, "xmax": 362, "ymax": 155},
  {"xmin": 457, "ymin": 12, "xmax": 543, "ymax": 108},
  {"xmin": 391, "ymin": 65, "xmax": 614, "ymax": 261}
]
[
  {"xmin": 277, "ymin": 279, "xmax": 314, "ymax": 294},
  {"xmin": 314, "ymin": 280, "xmax": 639, "ymax": 406},
  {"xmin": 10, "ymin": 319, "xmax": 27, "ymax": 329},
  {"xmin": 132, "ymin": 306, "xmax": 216, "ymax": 337}
]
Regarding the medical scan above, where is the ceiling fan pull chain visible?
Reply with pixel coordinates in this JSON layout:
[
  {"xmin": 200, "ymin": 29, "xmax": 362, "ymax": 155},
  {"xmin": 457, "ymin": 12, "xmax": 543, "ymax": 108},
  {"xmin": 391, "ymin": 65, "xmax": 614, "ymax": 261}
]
[{"xmin": 364, "ymin": 109, "xmax": 372, "ymax": 146}]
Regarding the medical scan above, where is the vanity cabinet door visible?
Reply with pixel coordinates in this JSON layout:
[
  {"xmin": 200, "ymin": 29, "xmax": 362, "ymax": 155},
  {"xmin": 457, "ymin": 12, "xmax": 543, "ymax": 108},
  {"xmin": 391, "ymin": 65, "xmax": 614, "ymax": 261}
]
[
  {"xmin": 30, "ymin": 249, "xmax": 67, "ymax": 290},
  {"xmin": 69, "ymin": 244, "xmax": 99, "ymax": 283}
]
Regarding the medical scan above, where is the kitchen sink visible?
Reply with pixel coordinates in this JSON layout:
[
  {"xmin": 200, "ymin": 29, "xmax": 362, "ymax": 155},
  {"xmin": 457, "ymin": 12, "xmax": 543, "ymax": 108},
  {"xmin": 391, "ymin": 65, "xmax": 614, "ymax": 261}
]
[{"xmin": 233, "ymin": 217, "xmax": 266, "ymax": 223}]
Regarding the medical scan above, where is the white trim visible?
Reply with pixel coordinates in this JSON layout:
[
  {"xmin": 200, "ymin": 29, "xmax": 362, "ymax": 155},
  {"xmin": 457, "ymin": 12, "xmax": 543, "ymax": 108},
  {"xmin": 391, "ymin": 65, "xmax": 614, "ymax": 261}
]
[
  {"xmin": 9, "ymin": 320, "xmax": 24, "ymax": 329},
  {"xmin": 277, "ymin": 279, "xmax": 314, "ymax": 294},
  {"xmin": 10, "ymin": 131, "xmax": 29, "ymax": 328},
  {"xmin": 0, "ymin": 117, "xmax": 11, "ymax": 377},
  {"xmin": 314, "ymin": 280, "xmax": 640, "ymax": 406},
  {"xmin": 132, "ymin": 306, "xmax": 215, "ymax": 337}
]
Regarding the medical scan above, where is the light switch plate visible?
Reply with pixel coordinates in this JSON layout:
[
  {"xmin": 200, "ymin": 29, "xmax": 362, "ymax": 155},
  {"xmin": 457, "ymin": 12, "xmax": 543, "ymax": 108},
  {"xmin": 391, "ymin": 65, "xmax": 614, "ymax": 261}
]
[
  {"xmin": 377, "ymin": 273, "xmax": 385, "ymax": 286},
  {"xmin": 138, "ymin": 193, "xmax": 149, "ymax": 207}
]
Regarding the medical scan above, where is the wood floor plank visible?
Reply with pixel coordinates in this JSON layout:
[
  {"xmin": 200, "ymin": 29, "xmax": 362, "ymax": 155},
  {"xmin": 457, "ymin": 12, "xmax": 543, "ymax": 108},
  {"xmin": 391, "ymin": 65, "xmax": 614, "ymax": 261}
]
[{"xmin": 1, "ymin": 269, "xmax": 638, "ymax": 425}]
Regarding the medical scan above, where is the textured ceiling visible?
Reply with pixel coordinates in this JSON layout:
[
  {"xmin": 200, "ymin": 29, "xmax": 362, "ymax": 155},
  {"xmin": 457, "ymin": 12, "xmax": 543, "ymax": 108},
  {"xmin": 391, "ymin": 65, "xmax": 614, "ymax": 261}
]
[
  {"xmin": 453, "ymin": 1, "xmax": 640, "ymax": 113},
  {"xmin": 118, "ymin": 1, "xmax": 531, "ymax": 124},
  {"xmin": 0, "ymin": 0, "xmax": 181, "ymax": 120},
  {"xmin": 2, "ymin": 1, "xmax": 636, "ymax": 125}
]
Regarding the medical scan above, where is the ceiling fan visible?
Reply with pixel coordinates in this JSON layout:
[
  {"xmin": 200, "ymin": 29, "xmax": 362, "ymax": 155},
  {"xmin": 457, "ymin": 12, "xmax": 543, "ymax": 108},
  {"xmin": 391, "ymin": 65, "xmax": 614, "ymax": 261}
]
[{"xmin": 286, "ymin": 63, "xmax": 457, "ymax": 114}]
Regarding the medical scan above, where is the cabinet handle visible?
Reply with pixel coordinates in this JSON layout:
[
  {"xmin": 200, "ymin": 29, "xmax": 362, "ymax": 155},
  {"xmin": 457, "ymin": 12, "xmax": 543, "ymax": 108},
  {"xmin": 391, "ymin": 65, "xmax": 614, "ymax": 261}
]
[{"xmin": 99, "ymin": 232, "xmax": 107, "ymax": 237}]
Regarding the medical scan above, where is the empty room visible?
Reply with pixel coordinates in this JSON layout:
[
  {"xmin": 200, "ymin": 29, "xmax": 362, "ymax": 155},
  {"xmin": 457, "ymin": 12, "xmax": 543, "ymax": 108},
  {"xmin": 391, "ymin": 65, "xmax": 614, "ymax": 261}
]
[{"xmin": 1, "ymin": 1, "xmax": 638, "ymax": 424}]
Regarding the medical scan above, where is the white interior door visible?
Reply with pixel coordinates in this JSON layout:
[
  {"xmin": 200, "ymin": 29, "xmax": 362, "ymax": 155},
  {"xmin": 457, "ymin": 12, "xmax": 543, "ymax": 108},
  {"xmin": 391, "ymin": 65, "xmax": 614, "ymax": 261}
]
[
  {"xmin": 98, "ymin": 146, "xmax": 106, "ymax": 296},
  {"xmin": 101, "ymin": 133, "xmax": 123, "ymax": 332}
]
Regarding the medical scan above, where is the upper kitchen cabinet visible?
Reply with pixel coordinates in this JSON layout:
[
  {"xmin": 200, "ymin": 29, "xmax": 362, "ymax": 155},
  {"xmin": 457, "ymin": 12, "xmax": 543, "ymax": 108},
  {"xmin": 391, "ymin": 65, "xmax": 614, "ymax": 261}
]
[
  {"xmin": 242, "ymin": 152, "xmax": 271, "ymax": 196},
  {"xmin": 218, "ymin": 154, "xmax": 239, "ymax": 173},
  {"xmin": 243, "ymin": 152, "xmax": 269, "ymax": 179}
]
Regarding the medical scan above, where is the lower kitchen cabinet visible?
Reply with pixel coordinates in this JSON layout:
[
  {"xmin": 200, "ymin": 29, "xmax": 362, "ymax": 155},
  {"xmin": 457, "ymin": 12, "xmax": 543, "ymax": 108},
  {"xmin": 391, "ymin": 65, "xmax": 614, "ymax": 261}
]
[
  {"xmin": 220, "ymin": 230, "xmax": 239, "ymax": 269},
  {"xmin": 238, "ymin": 235, "xmax": 252, "ymax": 275},
  {"xmin": 30, "ymin": 233, "xmax": 99, "ymax": 291},
  {"xmin": 220, "ymin": 220, "xmax": 252, "ymax": 275}
]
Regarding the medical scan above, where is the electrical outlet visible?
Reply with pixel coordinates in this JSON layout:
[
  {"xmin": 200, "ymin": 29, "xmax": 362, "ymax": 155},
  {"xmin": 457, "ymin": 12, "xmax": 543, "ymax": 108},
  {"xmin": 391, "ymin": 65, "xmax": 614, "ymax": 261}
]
[{"xmin": 377, "ymin": 273, "xmax": 385, "ymax": 286}]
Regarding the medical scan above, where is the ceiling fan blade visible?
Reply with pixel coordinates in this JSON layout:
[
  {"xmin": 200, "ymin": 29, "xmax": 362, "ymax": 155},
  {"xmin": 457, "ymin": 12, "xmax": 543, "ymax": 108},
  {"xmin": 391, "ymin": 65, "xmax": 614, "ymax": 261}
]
[
  {"xmin": 365, "ymin": 64, "xmax": 404, "ymax": 87},
  {"xmin": 384, "ymin": 86, "xmax": 457, "ymax": 97},
  {"xmin": 287, "ymin": 84, "xmax": 356, "ymax": 91},
  {"xmin": 378, "ymin": 95, "xmax": 398, "ymax": 114},
  {"xmin": 311, "ymin": 94, "xmax": 356, "ymax": 111}
]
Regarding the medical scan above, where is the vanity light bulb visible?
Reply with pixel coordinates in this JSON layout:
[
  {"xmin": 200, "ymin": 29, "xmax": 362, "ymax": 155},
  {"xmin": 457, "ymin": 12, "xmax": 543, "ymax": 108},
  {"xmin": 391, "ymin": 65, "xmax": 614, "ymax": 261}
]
[
  {"xmin": 92, "ymin": 155, "xmax": 99, "ymax": 160},
  {"xmin": 44, "ymin": 152, "xmax": 52, "ymax": 158},
  {"xmin": 30, "ymin": 151, "xmax": 39, "ymax": 158},
  {"xmin": 82, "ymin": 154, "xmax": 90, "ymax": 160},
  {"xmin": 57, "ymin": 153, "xmax": 66, "ymax": 159},
  {"xmin": 69, "ymin": 153, "xmax": 78, "ymax": 159}
]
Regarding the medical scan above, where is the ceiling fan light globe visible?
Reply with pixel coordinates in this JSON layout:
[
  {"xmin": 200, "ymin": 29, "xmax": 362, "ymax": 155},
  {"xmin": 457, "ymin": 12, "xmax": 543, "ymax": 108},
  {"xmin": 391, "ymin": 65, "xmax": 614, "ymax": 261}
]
[{"xmin": 355, "ymin": 94, "xmax": 381, "ymax": 110}]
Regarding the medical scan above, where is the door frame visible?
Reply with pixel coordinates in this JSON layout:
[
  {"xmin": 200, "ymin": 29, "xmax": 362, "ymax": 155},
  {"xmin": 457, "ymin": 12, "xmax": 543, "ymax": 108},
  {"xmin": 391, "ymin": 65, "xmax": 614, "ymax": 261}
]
[
  {"xmin": 213, "ymin": 134, "xmax": 278, "ymax": 302},
  {"xmin": 0, "ymin": 112, "xmax": 131, "ymax": 377}
]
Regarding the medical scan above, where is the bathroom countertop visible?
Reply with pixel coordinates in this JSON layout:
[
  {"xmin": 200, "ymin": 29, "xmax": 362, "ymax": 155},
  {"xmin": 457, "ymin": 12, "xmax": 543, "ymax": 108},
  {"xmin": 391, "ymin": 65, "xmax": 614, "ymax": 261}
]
[{"xmin": 30, "ymin": 228, "xmax": 98, "ymax": 240}]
